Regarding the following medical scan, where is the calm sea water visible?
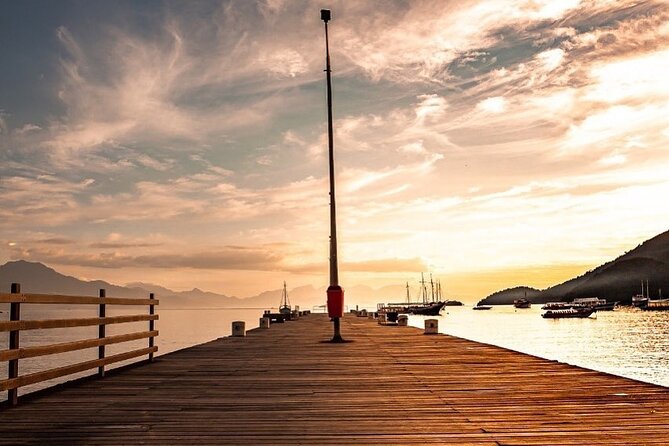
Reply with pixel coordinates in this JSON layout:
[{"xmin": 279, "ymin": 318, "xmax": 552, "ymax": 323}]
[
  {"xmin": 0, "ymin": 305, "xmax": 263, "ymax": 396},
  {"xmin": 407, "ymin": 305, "xmax": 669, "ymax": 388},
  {"xmin": 2, "ymin": 303, "xmax": 668, "ymax": 399}
]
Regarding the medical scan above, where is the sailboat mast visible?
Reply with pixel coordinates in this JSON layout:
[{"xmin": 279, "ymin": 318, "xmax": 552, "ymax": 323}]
[
  {"xmin": 420, "ymin": 273, "xmax": 427, "ymax": 304},
  {"xmin": 280, "ymin": 281, "xmax": 290, "ymax": 309},
  {"xmin": 406, "ymin": 282, "xmax": 410, "ymax": 304},
  {"xmin": 430, "ymin": 274, "xmax": 435, "ymax": 303}
]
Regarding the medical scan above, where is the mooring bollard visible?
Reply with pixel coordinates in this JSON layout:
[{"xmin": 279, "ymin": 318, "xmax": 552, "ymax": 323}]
[
  {"xmin": 259, "ymin": 317, "xmax": 270, "ymax": 329},
  {"xmin": 398, "ymin": 315, "xmax": 408, "ymax": 326},
  {"xmin": 232, "ymin": 321, "xmax": 246, "ymax": 337},
  {"xmin": 424, "ymin": 318, "xmax": 438, "ymax": 335}
]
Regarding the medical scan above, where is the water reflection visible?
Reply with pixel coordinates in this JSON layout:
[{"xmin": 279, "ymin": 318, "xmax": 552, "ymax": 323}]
[{"xmin": 409, "ymin": 305, "xmax": 669, "ymax": 387}]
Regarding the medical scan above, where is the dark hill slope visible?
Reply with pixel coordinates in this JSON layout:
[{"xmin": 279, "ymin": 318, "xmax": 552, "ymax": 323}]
[{"xmin": 480, "ymin": 229, "xmax": 669, "ymax": 305}]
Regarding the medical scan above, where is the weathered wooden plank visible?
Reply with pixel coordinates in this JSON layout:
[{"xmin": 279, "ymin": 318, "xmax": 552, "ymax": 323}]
[
  {"xmin": 0, "ymin": 314, "xmax": 159, "ymax": 332},
  {"xmin": 0, "ymin": 330, "xmax": 159, "ymax": 361},
  {"xmin": 0, "ymin": 292, "xmax": 159, "ymax": 306}
]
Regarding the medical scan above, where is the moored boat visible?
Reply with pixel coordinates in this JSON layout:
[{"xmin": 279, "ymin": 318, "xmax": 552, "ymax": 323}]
[
  {"xmin": 632, "ymin": 294, "xmax": 649, "ymax": 307},
  {"xmin": 473, "ymin": 305, "xmax": 492, "ymax": 310},
  {"xmin": 633, "ymin": 280, "xmax": 651, "ymax": 307},
  {"xmin": 641, "ymin": 298, "xmax": 669, "ymax": 311},
  {"xmin": 541, "ymin": 302, "xmax": 573, "ymax": 310},
  {"xmin": 513, "ymin": 298, "xmax": 531, "ymax": 308},
  {"xmin": 279, "ymin": 281, "xmax": 292, "ymax": 319},
  {"xmin": 408, "ymin": 301, "xmax": 447, "ymax": 315},
  {"xmin": 403, "ymin": 273, "xmax": 448, "ymax": 316},
  {"xmin": 542, "ymin": 307, "xmax": 596, "ymax": 319},
  {"xmin": 572, "ymin": 297, "xmax": 617, "ymax": 311}
]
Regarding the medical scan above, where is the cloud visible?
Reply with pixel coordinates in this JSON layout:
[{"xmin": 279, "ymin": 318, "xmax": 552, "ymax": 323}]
[
  {"xmin": 15, "ymin": 124, "xmax": 42, "ymax": 135},
  {"xmin": 89, "ymin": 242, "xmax": 162, "ymax": 249},
  {"xmin": 415, "ymin": 94, "xmax": 448, "ymax": 123},
  {"xmin": 36, "ymin": 237, "xmax": 76, "ymax": 245},
  {"xmin": 344, "ymin": 258, "xmax": 428, "ymax": 273},
  {"xmin": 11, "ymin": 245, "xmax": 285, "ymax": 270},
  {"xmin": 536, "ymin": 48, "xmax": 565, "ymax": 72},
  {"xmin": 0, "ymin": 175, "xmax": 93, "ymax": 228},
  {"xmin": 282, "ymin": 257, "xmax": 428, "ymax": 274},
  {"xmin": 476, "ymin": 96, "xmax": 507, "ymax": 113},
  {"xmin": 261, "ymin": 49, "xmax": 308, "ymax": 78}
]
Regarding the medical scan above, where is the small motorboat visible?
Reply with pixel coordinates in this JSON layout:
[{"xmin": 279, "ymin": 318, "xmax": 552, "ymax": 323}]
[{"xmin": 542, "ymin": 307, "xmax": 596, "ymax": 319}]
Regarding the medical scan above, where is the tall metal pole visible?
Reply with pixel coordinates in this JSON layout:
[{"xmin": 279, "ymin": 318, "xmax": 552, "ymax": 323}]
[{"xmin": 322, "ymin": 9, "xmax": 344, "ymax": 342}]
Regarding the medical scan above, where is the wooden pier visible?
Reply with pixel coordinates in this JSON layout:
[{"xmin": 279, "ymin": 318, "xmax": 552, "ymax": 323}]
[{"xmin": 2, "ymin": 314, "xmax": 669, "ymax": 445}]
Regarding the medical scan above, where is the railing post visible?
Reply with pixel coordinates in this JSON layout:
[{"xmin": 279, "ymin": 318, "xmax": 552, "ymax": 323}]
[
  {"xmin": 98, "ymin": 289, "xmax": 106, "ymax": 377},
  {"xmin": 8, "ymin": 283, "xmax": 21, "ymax": 405},
  {"xmin": 149, "ymin": 293, "xmax": 156, "ymax": 362},
  {"xmin": 148, "ymin": 293, "xmax": 155, "ymax": 362}
]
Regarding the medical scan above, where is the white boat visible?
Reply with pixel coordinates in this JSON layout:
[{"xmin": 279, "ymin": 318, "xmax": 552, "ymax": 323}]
[
  {"xmin": 572, "ymin": 297, "xmax": 616, "ymax": 311},
  {"xmin": 632, "ymin": 294, "xmax": 649, "ymax": 307},
  {"xmin": 542, "ymin": 307, "xmax": 596, "ymax": 319}
]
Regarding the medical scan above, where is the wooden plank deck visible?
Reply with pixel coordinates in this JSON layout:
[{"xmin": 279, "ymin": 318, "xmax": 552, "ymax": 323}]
[{"xmin": 1, "ymin": 314, "xmax": 669, "ymax": 445}]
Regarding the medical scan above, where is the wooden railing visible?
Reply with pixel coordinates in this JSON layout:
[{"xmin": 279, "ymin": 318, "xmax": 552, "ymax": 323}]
[{"xmin": 1, "ymin": 283, "xmax": 158, "ymax": 405}]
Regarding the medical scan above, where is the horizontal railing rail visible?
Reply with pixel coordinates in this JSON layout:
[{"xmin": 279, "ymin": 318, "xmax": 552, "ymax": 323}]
[{"xmin": 1, "ymin": 283, "xmax": 158, "ymax": 406}]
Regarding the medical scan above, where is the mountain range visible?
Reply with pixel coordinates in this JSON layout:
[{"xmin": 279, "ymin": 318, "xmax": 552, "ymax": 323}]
[
  {"xmin": 479, "ymin": 229, "xmax": 669, "ymax": 305},
  {"xmin": 0, "ymin": 260, "xmax": 403, "ymax": 310}
]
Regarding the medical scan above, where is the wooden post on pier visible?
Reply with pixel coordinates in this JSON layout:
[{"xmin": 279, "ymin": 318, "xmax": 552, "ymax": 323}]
[
  {"xmin": 98, "ymin": 289, "xmax": 106, "ymax": 377},
  {"xmin": 8, "ymin": 283, "xmax": 21, "ymax": 405},
  {"xmin": 149, "ymin": 293, "xmax": 155, "ymax": 361}
]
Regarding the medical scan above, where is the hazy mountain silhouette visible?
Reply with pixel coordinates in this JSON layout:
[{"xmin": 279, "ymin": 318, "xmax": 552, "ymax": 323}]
[
  {"xmin": 478, "ymin": 286, "xmax": 541, "ymax": 305},
  {"xmin": 0, "ymin": 260, "xmax": 399, "ymax": 310},
  {"xmin": 0, "ymin": 260, "xmax": 146, "ymax": 298},
  {"xmin": 479, "ymin": 229, "xmax": 669, "ymax": 305}
]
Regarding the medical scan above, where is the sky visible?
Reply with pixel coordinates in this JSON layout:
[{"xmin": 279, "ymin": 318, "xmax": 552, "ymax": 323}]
[{"xmin": 2, "ymin": 0, "xmax": 669, "ymax": 302}]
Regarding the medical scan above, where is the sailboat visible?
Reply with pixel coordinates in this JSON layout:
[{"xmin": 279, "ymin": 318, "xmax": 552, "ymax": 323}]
[
  {"xmin": 513, "ymin": 290, "xmax": 531, "ymax": 308},
  {"xmin": 406, "ymin": 273, "xmax": 447, "ymax": 316},
  {"xmin": 279, "ymin": 281, "xmax": 291, "ymax": 317},
  {"xmin": 638, "ymin": 280, "xmax": 669, "ymax": 311}
]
